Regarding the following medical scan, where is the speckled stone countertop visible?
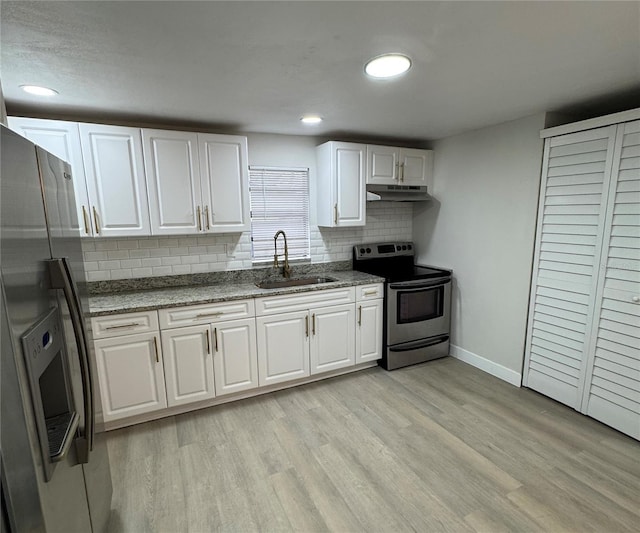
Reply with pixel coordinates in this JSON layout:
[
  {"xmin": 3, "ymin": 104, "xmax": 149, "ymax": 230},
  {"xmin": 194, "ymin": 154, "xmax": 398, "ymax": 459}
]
[{"xmin": 88, "ymin": 266, "xmax": 384, "ymax": 317}]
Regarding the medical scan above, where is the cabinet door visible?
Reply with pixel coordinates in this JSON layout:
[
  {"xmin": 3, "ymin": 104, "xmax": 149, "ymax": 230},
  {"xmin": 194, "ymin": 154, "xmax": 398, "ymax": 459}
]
[
  {"xmin": 198, "ymin": 134, "xmax": 249, "ymax": 233},
  {"xmin": 79, "ymin": 123, "xmax": 151, "ymax": 237},
  {"xmin": 212, "ymin": 318, "xmax": 258, "ymax": 396},
  {"xmin": 8, "ymin": 117, "xmax": 93, "ymax": 236},
  {"xmin": 161, "ymin": 325, "xmax": 215, "ymax": 407},
  {"xmin": 335, "ymin": 143, "xmax": 366, "ymax": 227},
  {"xmin": 142, "ymin": 129, "xmax": 203, "ymax": 235},
  {"xmin": 367, "ymin": 145, "xmax": 399, "ymax": 185},
  {"xmin": 94, "ymin": 332, "xmax": 166, "ymax": 422},
  {"xmin": 310, "ymin": 303, "xmax": 355, "ymax": 374},
  {"xmin": 256, "ymin": 310, "xmax": 309, "ymax": 386},
  {"xmin": 581, "ymin": 120, "xmax": 640, "ymax": 439},
  {"xmin": 401, "ymin": 148, "xmax": 433, "ymax": 188},
  {"xmin": 523, "ymin": 125, "xmax": 618, "ymax": 409},
  {"xmin": 356, "ymin": 299, "xmax": 383, "ymax": 363}
]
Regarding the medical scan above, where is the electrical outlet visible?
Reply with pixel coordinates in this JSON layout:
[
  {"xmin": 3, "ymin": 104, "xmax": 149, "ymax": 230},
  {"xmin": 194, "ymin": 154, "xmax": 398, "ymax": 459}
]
[{"xmin": 226, "ymin": 244, "xmax": 235, "ymax": 258}]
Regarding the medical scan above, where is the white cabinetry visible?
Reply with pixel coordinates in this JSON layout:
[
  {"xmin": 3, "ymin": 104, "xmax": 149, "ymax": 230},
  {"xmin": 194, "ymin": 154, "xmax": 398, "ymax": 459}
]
[
  {"xmin": 212, "ymin": 317, "xmax": 259, "ymax": 395},
  {"xmin": 316, "ymin": 142, "xmax": 366, "ymax": 227},
  {"xmin": 143, "ymin": 130, "xmax": 250, "ymax": 235},
  {"xmin": 161, "ymin": 324, "xmax": 215, "ymax": 407},
  {"xmin": 79, "ymin": 123, "xmax": 151, "ymax": 237},
  {"xmin": 198, "ymin": 134, "xmax": 250, "ymax": 233},
  {"xmin": 158, "ymin": 299, "xmax": 258, "ymax": 399},
  {"xmin": 256, "ymin": 310, "xmax": 310, "ymax": 386},
  {"xmin": 524, "ymin": 110, "xmax": 640, "ymax": 440},
  {"xmin": 142, "ymin": 129, "xmax": 202, "ymax": 235},
  {"xmin": 7, "ymin": 116, "xmax": 93, "ymax": 236},
  {"xmin": 367, "ymin": 145, "xmax": 433, "ymax": 188},
  {"xmin": 309, "ymin": 303, "xmax": 355, "ymax": 374},
  {"xmin": 356, "ymin": 284, "xmax": 384, "ymax": 363},
  {"xmin": 92, "ymin": 311, "xmax": 166, "ymax": 422},
  {"xmin": 256, "ymin": 287, "xmax": 356, "ymax": 385}
]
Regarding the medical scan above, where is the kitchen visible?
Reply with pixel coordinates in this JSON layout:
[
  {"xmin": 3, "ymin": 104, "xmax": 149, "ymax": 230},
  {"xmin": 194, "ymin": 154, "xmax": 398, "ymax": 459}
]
[{"xmin": 1, "ymin": 2, "xmax": 639, "ymax": 532}]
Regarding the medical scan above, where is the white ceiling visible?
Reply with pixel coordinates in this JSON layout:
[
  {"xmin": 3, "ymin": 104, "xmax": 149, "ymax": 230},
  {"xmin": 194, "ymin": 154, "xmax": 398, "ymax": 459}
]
[{"xmin": 2, "ymin": 1, "xmax": 639, "ymax": 142}]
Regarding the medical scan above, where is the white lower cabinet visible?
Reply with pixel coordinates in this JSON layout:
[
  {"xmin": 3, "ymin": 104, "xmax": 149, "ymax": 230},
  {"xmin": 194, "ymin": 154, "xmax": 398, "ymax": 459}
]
[
  {"xmin": 212, "ymin": 318, "xmax": 259, "ymax": 396},
  {"xmin": 161, "ymin": 324, "xmax": 215, "ymax": 407},
  {"xmin": 356, "ymin": 299, "xmax": 383, "ymax": 363},
  {"xmin": 256, "ymin": 310, "xmax": 310, "ymax": 386},
  {"xmin": 94, "ymin": 331, "xmax": 166, "ymax": 422},
  {"xmin": 93, "ymin": 285, "xmax": 383, "ymax": 426},
  {"xmin": 310, "ymin": 303, "xmax": 355, "ymax": 374}
]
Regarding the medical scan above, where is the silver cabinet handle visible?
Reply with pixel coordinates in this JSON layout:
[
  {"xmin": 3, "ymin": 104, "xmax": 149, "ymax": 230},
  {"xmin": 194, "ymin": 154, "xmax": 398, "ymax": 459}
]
[
  {"xmin": 395, "ymin": 161, "xmax": 400, "ymax": 180},
  {"xmin": 363, "ymin": 289, "xmax": 378, "ymax": 296},
  {"xmin": 400, "ymin": 162, "xmax": 405, "ymax": 182},
  {"xmin": 195, "ymin": 312, "xmax": 223, "ymax": 319},
  {"xmin": 214, "ymin": 327, "xmax": 219, "ymax": 352},
  {"xmin": 204, "ymin": 206, "xmax": 211, "ymax": 230},
  {"xmin": 153, "ymin": 336, "xmax": 159, "ymax": 363},
  {"xmin": 312, "ymin": 313, "xmax": 316, "ymax": 335},
  {"xmin": 358, "ymin": 305, "xmax": 362, "ymax": 326},
  {"xmin": 197, "ymin": 206, "xmax": 202, "ymax": 231},
  {"xmin": 334, "ymin": 204, "xmax": 338, "ymax": 225},
  {"xmin": 205, "ymin": 329, "xmax": 211, "ymax": 354},
  {"xmin": 105, "ymin": 322, "xmax": 141, "ymax": 330},
  {"xmin": 305, "ymin": 315, "xmax": 309, "ymax": 337}
]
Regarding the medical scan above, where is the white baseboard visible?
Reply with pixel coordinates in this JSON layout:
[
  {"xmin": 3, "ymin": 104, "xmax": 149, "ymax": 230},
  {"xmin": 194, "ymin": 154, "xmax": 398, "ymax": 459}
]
[{"xmin": 449, "ymin": 344, "xmax": 522, "ymax": 387}]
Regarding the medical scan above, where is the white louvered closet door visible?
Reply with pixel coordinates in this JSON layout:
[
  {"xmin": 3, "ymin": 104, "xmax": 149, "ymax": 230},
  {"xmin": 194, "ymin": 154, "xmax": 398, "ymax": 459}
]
[
  {"xmin": 523, "ymin": 125, "xmax": 618, "ymax": 409},
  {"xmin": 581, "ymin": 120, "xmax": 640, "ymax": 439}
]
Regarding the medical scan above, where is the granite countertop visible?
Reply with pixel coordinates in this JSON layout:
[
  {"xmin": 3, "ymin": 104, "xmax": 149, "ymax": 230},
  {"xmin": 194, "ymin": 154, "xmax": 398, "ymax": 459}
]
[{"xmin": 88, "ymin": 270, "xmax": 384, "ymax": 317}]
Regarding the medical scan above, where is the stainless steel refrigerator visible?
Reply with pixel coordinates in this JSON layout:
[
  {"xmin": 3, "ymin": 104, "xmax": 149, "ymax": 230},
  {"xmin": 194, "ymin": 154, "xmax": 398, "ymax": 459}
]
[{"xmin": 1, "ymin": 125, "xmax": 112, "ymax": 532}]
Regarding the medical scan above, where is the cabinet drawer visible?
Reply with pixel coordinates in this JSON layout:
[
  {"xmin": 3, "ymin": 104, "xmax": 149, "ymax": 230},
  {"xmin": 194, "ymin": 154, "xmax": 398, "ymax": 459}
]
[
  {"xmin": 92, "ymin": 311, "xmax": 159, "ymax": 339},
  {"xmin": 356, "ymin": 283, "xmax": 384, "ymax": 301},
  {"xmin": 159, "ymin": 299, "xmax": 255, "ymax": 329},
  {"xmin": 256, "ymin": 287, "xmax": 355, "ymax": 316}
]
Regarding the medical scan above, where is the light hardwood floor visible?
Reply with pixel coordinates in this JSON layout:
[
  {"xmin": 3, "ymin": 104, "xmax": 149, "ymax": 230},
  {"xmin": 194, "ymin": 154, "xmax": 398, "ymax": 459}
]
[{"xmin": 106, "ymin": 357, "xmax": 640, "ymax": 532}]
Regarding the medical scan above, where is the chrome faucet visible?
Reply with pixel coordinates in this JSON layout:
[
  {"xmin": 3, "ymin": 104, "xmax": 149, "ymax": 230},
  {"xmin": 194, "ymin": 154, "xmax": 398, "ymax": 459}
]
[{"xmin": 273, "ymin": 230, "xmax": 292, "ymax": 278}]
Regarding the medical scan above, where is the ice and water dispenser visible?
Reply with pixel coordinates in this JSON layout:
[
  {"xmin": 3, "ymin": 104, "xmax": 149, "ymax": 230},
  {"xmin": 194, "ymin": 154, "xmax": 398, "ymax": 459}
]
[{"xmin": 21, "ymin": 306, "xmax": 78, "ymax": 481}]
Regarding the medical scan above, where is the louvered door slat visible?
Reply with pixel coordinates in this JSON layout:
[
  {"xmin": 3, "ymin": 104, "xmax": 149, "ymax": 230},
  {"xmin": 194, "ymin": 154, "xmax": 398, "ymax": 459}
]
[
  {"xmin": 524, "ymin": 125, "xmax": 617, "ymax": 409},
  {"xmin": 581, "ymin": 119, "xmax": 640, "ymax": 439}
]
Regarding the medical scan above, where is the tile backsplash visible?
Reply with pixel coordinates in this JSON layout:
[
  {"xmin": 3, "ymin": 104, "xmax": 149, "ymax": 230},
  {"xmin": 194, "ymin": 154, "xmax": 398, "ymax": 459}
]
[{"xmin": 82, "ymin": 202, "xmax": 413, "ymax": 281}]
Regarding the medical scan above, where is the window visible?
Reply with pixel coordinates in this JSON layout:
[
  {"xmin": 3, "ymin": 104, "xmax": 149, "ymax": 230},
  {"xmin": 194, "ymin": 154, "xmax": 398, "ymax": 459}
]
[{"xmin": 249, "ymin": 166, "xmax": 310, "ymax": 262}]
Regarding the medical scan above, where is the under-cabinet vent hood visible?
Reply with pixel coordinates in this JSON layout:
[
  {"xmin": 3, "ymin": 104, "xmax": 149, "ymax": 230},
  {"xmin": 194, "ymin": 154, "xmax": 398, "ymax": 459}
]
[{"xmin": 366, "ymin": 184, "xmax": 431, "ymax": 202}]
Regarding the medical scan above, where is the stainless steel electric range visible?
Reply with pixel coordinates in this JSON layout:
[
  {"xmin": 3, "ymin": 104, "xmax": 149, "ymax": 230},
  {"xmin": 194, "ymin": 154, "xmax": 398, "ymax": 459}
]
[{"xmin": 353, "ymin": 242, "xmax": 452, "ymax": 370}]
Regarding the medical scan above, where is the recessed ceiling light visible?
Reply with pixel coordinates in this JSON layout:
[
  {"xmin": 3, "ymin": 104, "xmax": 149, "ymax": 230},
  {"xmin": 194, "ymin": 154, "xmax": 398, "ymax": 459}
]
[
  {"xmin": 20, "ymin": 85, "xmax": 59, "ymax": 96},
  {"xmin": 364, "ymin": 54, "xmax": 412, "ymax": 79},
  {"xmin": 301, "ymin": 115, "xmax": 323, "ymax": 125}
]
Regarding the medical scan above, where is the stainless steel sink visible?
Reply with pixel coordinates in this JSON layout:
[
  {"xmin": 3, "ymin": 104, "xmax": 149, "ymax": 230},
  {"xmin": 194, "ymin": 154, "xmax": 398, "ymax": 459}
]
[{"xmin": 256, "ymin": 276, "xmax": 337, "ymax": 289}]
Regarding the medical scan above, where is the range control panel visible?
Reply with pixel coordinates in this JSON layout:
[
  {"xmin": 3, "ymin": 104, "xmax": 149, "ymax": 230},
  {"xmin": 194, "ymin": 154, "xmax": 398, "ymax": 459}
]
[{"xmin": 353, "ymin": 241, "xmax": 414, "ymax": 260}]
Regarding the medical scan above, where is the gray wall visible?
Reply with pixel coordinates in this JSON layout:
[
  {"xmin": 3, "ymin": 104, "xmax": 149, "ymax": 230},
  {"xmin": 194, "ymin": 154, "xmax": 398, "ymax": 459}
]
[{"xmin": 413, "ymin": 113, "xmax": 546, "ymax": 379}]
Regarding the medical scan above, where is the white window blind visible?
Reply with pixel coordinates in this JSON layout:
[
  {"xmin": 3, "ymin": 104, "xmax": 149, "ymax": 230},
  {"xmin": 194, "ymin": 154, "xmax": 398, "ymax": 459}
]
[{"xmin": 249, "ymin": 166, "xmax": 310, "ymax": 262}]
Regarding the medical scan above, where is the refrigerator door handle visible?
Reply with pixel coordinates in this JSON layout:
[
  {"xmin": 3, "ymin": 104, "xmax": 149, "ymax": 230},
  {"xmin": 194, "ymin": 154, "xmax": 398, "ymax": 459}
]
[{"xmin": 47, "ymin": 258, "xmax": 94, "ymax": 463}]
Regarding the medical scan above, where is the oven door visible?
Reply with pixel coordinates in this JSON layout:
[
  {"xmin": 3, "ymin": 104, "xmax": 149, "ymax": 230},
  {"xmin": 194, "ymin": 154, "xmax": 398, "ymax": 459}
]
[{"xmin": 387, "ymin": 277, "xmax": 451, "ymax": 346}]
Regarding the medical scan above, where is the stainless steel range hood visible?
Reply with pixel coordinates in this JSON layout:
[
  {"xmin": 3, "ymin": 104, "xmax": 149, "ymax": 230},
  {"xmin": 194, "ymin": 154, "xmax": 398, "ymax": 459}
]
[{"xmin": 366, "ymin": 184, "xmax": 431, "ymax": 202}]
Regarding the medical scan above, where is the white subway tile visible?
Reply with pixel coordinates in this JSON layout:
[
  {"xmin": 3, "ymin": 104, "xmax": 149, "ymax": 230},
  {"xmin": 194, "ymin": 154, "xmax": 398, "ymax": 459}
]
[
  {"xmin": 83, "ymin": 261, "xmax": 99, "ymax": 271},
  {"xmin": 131, "ymin": 267, "xmax": 153, "ymax": 278},
  {"xmin": 94, "ymin": 240, "xmax": 119, "ymax": 251},
  {"xmin": 98, "ymin": 260, "xmax": 121, "ymax": 270},
  {"xmin": 161, "ymin": 257, "xmax": 181, "ymax": 266},
  {"xmin": 110, "ymin": 269, "xmax": 133, "ymax": 280},
  {"xmin": 85, "ymin": 251, "xmax": 109, "ymax": 262},
  {"xmin": 172, "ymin": 265, "xmax": 191, "ymax": 274},
  {"xmin": 120, "ymin": 259, "xmax": 142, "ymax": 269},
  {"xmin": 151, "ymin": 266, "xmax": 172, "ymax": 276},
  {"xmin": 87, "ymin": 271, "xmax": 110, "ymax": 281},
  {"xmin": 117, "ymin": 240, "xmax": 139, "ymax": 250},
  {"xmin": 139, "ymin": 239, "xmax": 159, "ymax": 248},
  {"xmin": 181, "ymin": 255, "xmax": 200, "ymax": 265},
  {"xmin": 107, "ymin": 250, "xmax": 130, "ymax": 260},
  {"xmin": 141, "ymin": 258, "xmax": 163, "ymax": 267},
  {"xmin": 129, "ymin": 249, "xmax": 151, "ymax": 259}
]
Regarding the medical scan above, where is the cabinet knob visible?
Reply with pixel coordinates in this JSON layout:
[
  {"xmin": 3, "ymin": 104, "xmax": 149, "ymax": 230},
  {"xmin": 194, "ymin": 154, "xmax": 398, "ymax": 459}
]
[{"xmin": 632, "ymin": 296, "xmax": 640, "ymax": 303}]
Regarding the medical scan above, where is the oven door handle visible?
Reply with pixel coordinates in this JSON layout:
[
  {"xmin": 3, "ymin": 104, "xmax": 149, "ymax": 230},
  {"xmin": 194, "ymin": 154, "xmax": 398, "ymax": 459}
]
[
  {"xmin": 389, "ymin": 335, "xmax": 449, "ymax": 352},
  {"xmin": 389, "ymin": 277, "xmax": 451, "ymax": 290}
]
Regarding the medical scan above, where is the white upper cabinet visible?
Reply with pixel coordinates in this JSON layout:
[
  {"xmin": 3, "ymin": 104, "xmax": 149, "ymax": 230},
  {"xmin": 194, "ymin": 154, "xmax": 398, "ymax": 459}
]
[
  {"xmin": 7, "ymin": 117, "xmax": 94, "ymax": 236},
  {"xmin": 142, "ymin": 129, "xmax": 202, "ymax": 235},
  {"xmin": 198, "ymin": 133, "xmax": 250, "ymax": 233},
  {"xmin": 317, "ymin": 141, "xmax": 366, "ymax": 227},
  {"xmin": 366, "ymin": 145, "xmax": 433, "ymax": 188},
  {"xmin": 79, "ymin": 124, "xmax": 151, "ymax": 237}
]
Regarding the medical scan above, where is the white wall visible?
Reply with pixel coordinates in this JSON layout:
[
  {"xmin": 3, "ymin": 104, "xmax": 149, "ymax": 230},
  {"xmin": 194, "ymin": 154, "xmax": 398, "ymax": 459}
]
[
  {"xmin": 83, "ymin": 133, "xmax": 413, "ymax": 280},
  {"xmin": 413, "ymin": 113, "xmax": 546, "ymax": 381}
]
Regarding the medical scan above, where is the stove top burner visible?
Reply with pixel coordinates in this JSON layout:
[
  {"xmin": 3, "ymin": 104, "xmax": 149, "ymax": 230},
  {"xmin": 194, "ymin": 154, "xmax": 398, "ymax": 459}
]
[{"xmin": 352, "ymin": 241, "xmax": 451, "ymax": 282}]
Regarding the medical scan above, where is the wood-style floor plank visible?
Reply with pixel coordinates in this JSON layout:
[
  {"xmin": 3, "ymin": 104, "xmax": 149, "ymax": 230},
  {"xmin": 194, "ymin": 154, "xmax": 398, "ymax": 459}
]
[{"xmin": 106, "ymin": 358, "xmax": 640, "ymax": 532}]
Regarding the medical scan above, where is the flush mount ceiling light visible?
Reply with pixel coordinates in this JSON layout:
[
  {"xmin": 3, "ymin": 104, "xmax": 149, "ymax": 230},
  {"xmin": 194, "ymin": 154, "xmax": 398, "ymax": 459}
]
[
  {"xmin": 20, "ymin": 85, "xmax": 59, "ymax": 96},
  {"xmin": 364, "ymin": 53, "xmax": 412, "ymax": 79},
  {"xmin": 300, "ymin": 115, "xmax": 323, "ymax": 125}
]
